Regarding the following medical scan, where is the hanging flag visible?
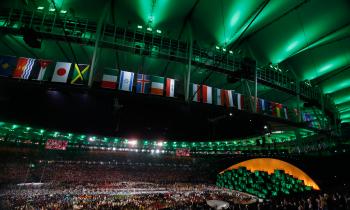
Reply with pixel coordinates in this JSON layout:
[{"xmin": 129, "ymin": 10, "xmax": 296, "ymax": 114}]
[
  {"xmin": 266, "ymin": 100, "xmax": 273, "ymax": 115},
  {"xmin": 0, "ymin": 55, "xmax": 17, "ymax": 77},
  {"xmin": 191, "ymin": 83, "xmax": 201, "ymax": 102},
  {"xmin": 213, "ymin": 88, "xmax": 224, "ymax": 106},
  {"xmin": 12, "ymin": 57, "xmax": 36, "ymax": 79},
  {"xmin": 223, "ymin": 90, "xmax": 234, "ymax": 107},
  {"xmin": 233, "ymin": 93, "xmax": 244, "ymax": 110},
  {"xmin": 166, "ymin": 78, "xmax": 175, "ymax": 97},
  {"xmin": 202, "ymin": 85, "xmax": 212, "ymax": 104},
  {"xmin": 274, "ymin": 103, "xmax": 283, "ymax": 118},
  {"xmin": 257, "ymin": 98, "xmax": 267, "ymax": 113},
  {"xmin": 150, "ymin": 76, "xmax": 164, "ymax": 95},
  {"xmin": 118, "ymin": 70, "xmax": 134, "ymax": 91},
  {"xmin": 283, "ymin": 106, "xmax": 288, "ymax": 119},
  {"xmin": 136, "ymin": 73, "xmax": 151, "ymax": 94},
  {"xmin": 101, "ymin": 68, "xmax": 118, "ymax": 89},
  {"xmin": 51, "ymin": 62, "xmax": 72, "ymax": 83},
  {"xmin": 70, "ymin": 64, "xmax": 90, "ymax": 85},
  {"xmin": 31, "ymin": 59, "xmax": 52, "ymax": 80}
]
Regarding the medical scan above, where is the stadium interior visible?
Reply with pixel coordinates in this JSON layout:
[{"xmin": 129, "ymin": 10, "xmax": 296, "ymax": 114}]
[{"xmin": 1, "ymin": 0, "xmax": 350, "ymax": 209}]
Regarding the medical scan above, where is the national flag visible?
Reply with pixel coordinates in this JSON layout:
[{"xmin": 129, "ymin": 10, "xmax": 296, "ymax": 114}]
[
  {"xmin": 202, "ymin": 85, "xmax": 212, "ymax": 104},
  {"xmin": 191, "ymin": 83, "xmax": 201, "ymax": 102},
  {"xmin": 136, "ymin": 73, "xmax": 151, "ymax": 94},
  {"xmin": 266, "ymin": 100, "xmax": 273, "ymax": 115},
  {"xmin": 257, "ymin": 98, "xmax": 267, "ymax": 113},
  {"xmin": 274, "ymin": 103, "xmax": 283, "ymax": 118},
  {"xmin": 31, "ymin": 59, "xmax": 52, "ymax": 80},
  {"xmin": 0, "ymin": 55, "xmax": 17, "ymax": 77},
  {"xmin": 12, "ymin": 57, "xmax": 36, "ymax": 79},
  {"xmin": 101, "ymin": 68, "xmax": 118, "ymax": 89},
  {"xmin": 166, "ymin": 78, "xmax": 175, "ymax": 97},
  {"xmin": 223, "ymin": 90, "xmax": 234, "ymax": 107},
  {"xmin": 283, "ymin": 106, "xmax": 288, "ymax": 119},
  {"xmin": 70, "ymin": 64, "xmax": 90, "ymax": 85},
  {"xmin": 150, "ymin": 76, "xmax": 164, "ymax": 95},
  {"xmin": 51, "ymin": 62, "xmax": 72, "ymax": 83},
  {"xmin": 213, "ymin": 88, "xmax": 224, "ymax": 106},
  {"xmin": 118, "ymin": 70, "xmax": 134, "ymax": 91},
  {"xmin": 233, "ymin": 93, "xmax": 244, "ymax": 110}
]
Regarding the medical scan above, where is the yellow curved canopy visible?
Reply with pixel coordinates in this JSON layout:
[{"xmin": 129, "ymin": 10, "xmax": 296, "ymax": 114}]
[{"xmin": 220, "ymin": 158, "xmax": 320, "ymax": 190}]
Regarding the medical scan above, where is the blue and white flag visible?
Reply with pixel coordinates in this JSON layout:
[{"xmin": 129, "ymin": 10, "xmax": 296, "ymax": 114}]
[{"xmin": 119, "ymin": 70, "xmax": 134, "ymax": 92}]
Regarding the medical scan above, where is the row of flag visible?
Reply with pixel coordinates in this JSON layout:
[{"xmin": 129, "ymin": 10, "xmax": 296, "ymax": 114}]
[
  {"xmin": 101, "ymin": 69, "xmax": 176, "ymax": 97},
  {"xmin": 1, "ymin": 55, "xmax": 293, "ymax": 120},
  {"xmin": 0, "ymin": 55, "xmax": 90, "ymax": 85}
]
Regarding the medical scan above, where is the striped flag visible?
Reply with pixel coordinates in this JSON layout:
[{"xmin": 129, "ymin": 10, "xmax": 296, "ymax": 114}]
[
  {"xmin": 101, "ymin": 69, "xmax": 118, "ymax": 89},
  {"xmin": 31, "ymin": 60, "xmax": 52, "ymax": 80},
  {"xmin": 166, "ymin": 78, "xmax": 175, "ymax": 97},
  {"xmin": 192, "ymin": 83, "xmax": 201, "ymax": 102},
  {"xmin": 214, "ymin": 88, "xmax": 224, "ymax": 106},
  {"xmin": 118, "ymin": 70, "xmax": 134, "ymax": 91},
  {"xmin": 150, "ymin": 76, "xmax": 164, "ymax": 95},
  {"xmin": 51, "ymin": 62, "xmax": 72, "ymax": 83},
  {"xmin": 257, "ymin": 98, "xmax": 267, "ymax": 113},
  {"xmin": 12, "ymin": 57, "xmax": 36, "ymax": 79},
  {"xmin": 202, "ymin": 85, "xmax": 212, "ymax": 104},
  {"xmin": 136, "ymin": 73, "xmax": 151, "ymax": 94},
  {"xmin": 233, "ymin": 93, "xmax": 244, "ymax": 110},
  {"xmin": 223, "ymin": 90, "xmax": 234, "ymax": 107}
]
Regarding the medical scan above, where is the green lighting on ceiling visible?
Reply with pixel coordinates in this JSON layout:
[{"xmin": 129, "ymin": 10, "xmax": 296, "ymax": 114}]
[
  {"xmin": 324, "ymin": 79, "xmax": 350, "ymax": 94},
  {"xmin": 229, "ymin": 50, "xmax": 233, "ymax": 54},
  {"xmin": 147, "ymin": 27, "xmax": 152, "ymax": 31},
  {"xmin": 40, "ymin": 129, "xmax": 45, "ymax": 134},
  {"xmin": 340, "ymin": 113, "xmax": 350, "ymax": 119},
  {"xmin": 216, "ymin": 46, "xmax": 220, "ymax": 50},
  {"xmin": 223, "ymin": 48, "xmax": 227, "ymax": 52},
  {"xmin": 37, "ymin": 6, "xmax": 44, "ymax": 10},
  {"xmin": 137, "ymin": 25, "xmax": 143, "ymax": 29},
  {"xmin": 156, "ymin": 29, "xmax": 162, "ymax": 34},
  {"xmin": 49, "ymin": 8, "xmax": 55, "ymax": 12},
  {"xmin": 286, "ymin": 41, "xmax": 299, "ymax": 52},
  {"xmin": 334, "ymin": 95, "xmax": 350, "ymax": 104},
  {"xmin": 60, "ymin": 10, "xmax": 67, "ymax": 14},
  {"xmin": 12, "ymin": 125, "xmax": 18, "ymax": 129},
  {"xmin": 230, "ymin": 12, "xmax": 241, "ymax": 26},
  {"xmin": 137, "ymin": 0, "xmax": 170, "ymax": 26}
]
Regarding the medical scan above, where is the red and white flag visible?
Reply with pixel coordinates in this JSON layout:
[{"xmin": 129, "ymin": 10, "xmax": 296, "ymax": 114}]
[
  {"xmin": 35, "ymin": 60, "xmax": 52, "ymax": 80},
  {"xmin": 192, "ymin": 83, "xmax": 201, "ymax": 102},
  {"xmin": 51, "ymin": 62, "xmax": 72, "ymax": 83},
  {"xmin": 101, "ymin": 69, "xmax": 118, "ymax": 89},
  {"xmin": 202, "ymin": 85, "xmax": 212, "ymax": 104},
  {"xmin": 166, "ymin": 78, "xmax": 175, "ymax": 97},
  {"xmin": 223, "ymin": 90, "xmax": 234, "ymax": 107}
]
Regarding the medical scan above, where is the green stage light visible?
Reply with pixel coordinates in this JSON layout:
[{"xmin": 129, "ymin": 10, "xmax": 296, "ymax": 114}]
[
  {"xmin": 229, "ymin": 50, "xmax": 233, "ymax": 54},
  {"xmin": 49, "ymin": 8, "xmax": 55, "ymax": 12},
  {"xmin": 137, "ymin": 25, "xmax": 143, "ymax": 29},
  {"xmin": 40, "ymin": 129, "xmax": 45, "ymax": 134},
  {"xmin": 37, "ymin": 6, "xmax": 44, "ymax": 10},
  {"xmin": 222, "ymin": 48, "xmax": 227, "ymax": 52},
  {"xmin": 156, "ymin": 29, "xmax": 162, "ymax": 34},
  {"xmin": 60, "ymin": 10, "xmax": 67, "ymax": 14},
  {"xmin": 147, "ymin": 27, "xmax": 152, "ymax": 31},
  {"xmin": 12, "ymin": 125, "xmax": 18, "ymax": 129},
  {"xmin": 216, "ymin": 46, "xmax": 220, "ymax": 50},
  {"xmin": 26, "ymin": 127, "xmax": 31, "ymax": 131}
]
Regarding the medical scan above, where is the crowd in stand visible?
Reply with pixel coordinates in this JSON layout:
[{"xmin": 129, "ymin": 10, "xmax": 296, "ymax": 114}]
[{"xmin": 1, "ymin": 146, "xmax": 350, "ymax": 209}]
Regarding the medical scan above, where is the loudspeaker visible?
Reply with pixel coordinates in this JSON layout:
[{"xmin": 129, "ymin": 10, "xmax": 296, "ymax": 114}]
[{"xmin": 22, "ymin": 28, "xmax": 41, "ymax": 48}]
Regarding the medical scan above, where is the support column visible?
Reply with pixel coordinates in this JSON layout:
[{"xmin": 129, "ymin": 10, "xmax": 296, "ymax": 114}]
[
  {"xmin": 185, "ymin": 23, "xmax": 193, "ymax": 102},
  {"xmin": 254, "ymin": 65, "xmax": 258, "ymax": 113},
  {"xmin": 88, "ymin": 0, "xmax": 111, "ymax": 87}
]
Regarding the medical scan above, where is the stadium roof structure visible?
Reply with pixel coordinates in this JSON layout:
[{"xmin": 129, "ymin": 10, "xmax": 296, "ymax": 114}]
[{"xmin": 1, "ymin": 0, "xmax": 350, "ymax": 137}]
